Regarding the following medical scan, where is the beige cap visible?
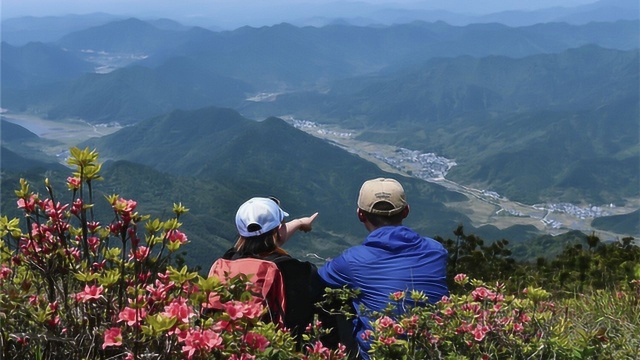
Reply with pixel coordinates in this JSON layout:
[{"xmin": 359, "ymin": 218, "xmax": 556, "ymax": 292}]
[{"xmin": 357, "ymin": 178, "xmax": 407, "ymax": 216}]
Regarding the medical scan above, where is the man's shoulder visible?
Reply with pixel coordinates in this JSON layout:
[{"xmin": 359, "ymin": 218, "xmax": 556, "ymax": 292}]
[{"xmin": 327, "ymin": 244, "xmax": 374, "ymax": 265}]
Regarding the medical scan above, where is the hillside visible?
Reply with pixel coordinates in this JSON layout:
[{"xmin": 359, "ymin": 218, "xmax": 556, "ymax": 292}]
[
  {"xmin": 1, "ymin": 16, "xmax": 637, "ymax": 255},
  {"xmin": 1, "ymin": 20, "xmax": 637, "ymax": 123},
  {"xmin": 64, "ymin": 105, "xmax": 568, "ymax": 267},
  {"xmin": 1, "ymin": 41, "xmax": 94, "ymax": 89},
  {"xmin": 246, "ymin": 46, "xmax": 639, "ymax": 205},
  {"xmin": 591, "ymin": 209, "xmax": 640, "ymax": 236},
  {"xmin": 42, "ymin": 61, "xmax": 252, "ymax": 124}
]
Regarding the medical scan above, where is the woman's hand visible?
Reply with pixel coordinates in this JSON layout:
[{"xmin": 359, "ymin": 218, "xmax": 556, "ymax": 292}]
[{"xmin": 278, "ymin": 212, "xmax": 319, "ymax": 246}]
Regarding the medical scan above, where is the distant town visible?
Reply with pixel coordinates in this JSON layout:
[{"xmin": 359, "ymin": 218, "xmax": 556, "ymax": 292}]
[{"xmin": 289, "ymin": 117, "xmax": 615, "ymax": 231}]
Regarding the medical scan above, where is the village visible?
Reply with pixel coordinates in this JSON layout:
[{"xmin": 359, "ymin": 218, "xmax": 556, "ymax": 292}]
[{"xmin": 289, "ymin": 117, "xmax": 614, "ymax": 230}]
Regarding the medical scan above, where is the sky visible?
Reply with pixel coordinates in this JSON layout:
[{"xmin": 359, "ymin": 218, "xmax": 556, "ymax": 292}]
[{"xmin": 1, "ymin": 0, "xmax": 600, "ymax": 27}]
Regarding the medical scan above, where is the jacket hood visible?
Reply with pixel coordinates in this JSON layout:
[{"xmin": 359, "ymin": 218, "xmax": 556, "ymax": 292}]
[{"xmin": 363, "ymin": 226, "xmax": 423, "ymax": 251}]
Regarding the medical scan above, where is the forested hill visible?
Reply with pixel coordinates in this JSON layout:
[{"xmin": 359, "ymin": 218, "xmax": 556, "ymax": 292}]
[
  {"xmin": 72, "ymin": 106, "xmax": 498, "ymax": 267},
  {"xmin": 1, "ymin": 11, "xmax": 638, "ymax": 266},
  {"xmin": 245, "ymin": 46, "xmax": 639, "ymax": 205},
  {"xmin": 1, "ymin": 19, "xmax": 637, "ymax": 123}
]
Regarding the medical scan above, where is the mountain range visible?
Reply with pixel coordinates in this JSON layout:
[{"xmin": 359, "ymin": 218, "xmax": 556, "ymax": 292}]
[
  {"xmin": 2, "ymin": 0, "xmax": 638, "ymax": 42},
  {"xmin": 244, "ymin": 45, "xmax": 639, "ymax": 204},
  {"xmin": 1, "ymin": 7, "xmax": 638, "ymax": 267},
  {"xmin": 2, "ymin": 19, "xmax": 637, "ymax": 123}
]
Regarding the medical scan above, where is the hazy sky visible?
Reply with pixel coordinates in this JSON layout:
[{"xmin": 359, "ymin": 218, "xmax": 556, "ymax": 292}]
[{"xmin": 1, "ymin": 0, "xmax": 599, "ymax": 27}]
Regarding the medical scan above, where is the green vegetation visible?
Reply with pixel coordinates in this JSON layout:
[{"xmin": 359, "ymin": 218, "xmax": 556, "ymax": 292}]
[
  {"xmin": 3, "ymin": 103, "xmax": 636, "ymax": 268},
  {"xmin": 3, "ymin": 19, "xmax": 638, "ymax": 206},
  {"xmin": 1, "ymin": 148, "xmax": 638, "ymax": 359},
  {"xmin": 591, "ymin": 209, "xmax": 640, "ymax": 235},
  {"xmin": 274, "ymin": 46, "xmax": 638, "ymax": 205}
]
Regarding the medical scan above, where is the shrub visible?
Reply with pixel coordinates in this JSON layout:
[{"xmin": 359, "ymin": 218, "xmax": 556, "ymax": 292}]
[
  {"xmin": 0, "ymin": 147, "xmax": 344, "ymax": 360},
  {"xmin": 361, "ymin": 275, "xmax": 640, "ymax": 359},
  {"xmin": 1, "ymin": 147, "xmax": 638, "ymax": 359}
]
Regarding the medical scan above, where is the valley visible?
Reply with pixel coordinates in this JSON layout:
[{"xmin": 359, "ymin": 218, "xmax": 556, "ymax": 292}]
[
  {"xmin": 2, "ymin": 109, "xmax": 637, "ymax": 242},
  {"xmin": 285, "ymin": 116, "xmax": 640, "ymax": 242},
  {"xmin": 1, "ymin": 112, "xmax": 122, "ymax": 160}
]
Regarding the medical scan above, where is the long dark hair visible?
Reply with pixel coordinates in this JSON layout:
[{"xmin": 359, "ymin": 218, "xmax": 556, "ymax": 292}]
[{"xmin": 233, "ymin": 227, "xmax": 280, "ymax": 256}]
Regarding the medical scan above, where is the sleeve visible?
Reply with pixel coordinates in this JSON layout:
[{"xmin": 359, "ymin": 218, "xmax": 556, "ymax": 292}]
[{"xmin": 318, "ymin": 252, "xmax": 354, "ymax": 289}]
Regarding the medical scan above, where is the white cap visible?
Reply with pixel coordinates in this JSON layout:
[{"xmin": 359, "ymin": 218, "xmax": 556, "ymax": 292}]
[{"xmin": 235, "ymin": 197, "xmax": 289, "ymax": 237}]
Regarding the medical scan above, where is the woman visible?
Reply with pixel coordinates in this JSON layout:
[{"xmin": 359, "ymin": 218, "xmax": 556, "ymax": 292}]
[{"xmin": 216, "ymin": 196, "xmax": 323, "ymax": 343}]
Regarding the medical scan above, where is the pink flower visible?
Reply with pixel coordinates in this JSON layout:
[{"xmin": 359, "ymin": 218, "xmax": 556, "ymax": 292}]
[
  {"xmin": 454, "ymin": 273, "xmax": 469, "ymax": 284},
  {"xmin": 361, "ymin": 330, "xmax": 374, "ymax": 340},
  {"xmin": 378, "ymin": 316, "xmax": 395, "ymax": 329},
  {"xmin": 67, "ymin": 176, "xmax": 81, "ymax": 189},
  {"xmin": 379, "ymin": 336, "xmax": 397, "ymax": 345},
  {"xmin": 472, "ymin": 325, "xmax": 490, "ymax": 342},
  {"xmin": 87, "ymin": 236, "xmax": 100, "ymax": 252},
  {"xmin": 444, "ymin": 307, "xmax": 455, "ymax": 316},
  {"xmin": 113, "ymin": 198, "xmax": 137, "ymax": 213},
  {"xmin": 180, "ymin": 328, "xmax": 223, "ymax": 360},
  {"xmin": 471, "ymin": 286, "xmax": 493, "ymax": 301},
  {"xmin": 163, "ymin": 297, "xmax": 194, "ymax": 323},
  {"xmin": 212, "ymin": 320, "xmax": 232, "ymax": 332},
  {"xmin": 456, "ymin": 321, "xmax": 473, "ymax": 334},
  {"xmin": 0, "ymin": 265, "xmax": 12, "ymax": 280},
  {"xmin": 461, "ymin": 303, "xmax": 481, "ymax": 314},
  {"xmin": 130, "ymin": 246, "xmax": 150, "ymax": 261},
  {"xmin": 244, "ymin": 332, "xmax": 270, "ymax": 351},
  {"xmin": 513, "ymin": 323, "xmax": 524, "ymax": 332},
  {"xmin": 87, "ymin": 221, "xmax": 101, "ymax": 232},
  {"xmin": 225, "ymin": 301, "xmax": 246, "ymax": 320},
  {"xmin": 66, "ymin": 248, "xmax": 81, "ymax": 261},
  {"xmin": 306, "ymin": 341, "xmax": 330, "ymax": 356},
  {"xmin": 146, "ymin": 280, "xmax": 175, "ymax": 302},
  {"xmin": 41, "ymin": 199, "xmax": 68, "ymax": 221},
  {"xmin": 118, "ymin": 306, "xmax": 147, "ymax": 327},
  {"xmin": 167, "ymin": 230, "xmax": 188, "ymax": 244},
  {"xmin": 28, "ymin": 295, "xmax": 40, "ymax": 306},
  {"xmin": 17, "ymin": 194, "xmax": 38, "ymax": 212},
  {"xmin": 76, "ymin": 284, "xmax": 104, "ymax": 302},
  {"xmin": 46, "ymin": 315, "xmax": 60, "ymax": 327},
  {"xmin": 102, "ymin": 327, "xmax": 122, "ymax": 349},
  {"xmin": 70, "ymin": 198, "xmax": 83, "ymax": 215},
  {"xmin": 390, "ymin": 291, "xmax": 405, "ymax": 301},
  {"xmin": 224, "ymin": 300, "xmax": 263, "ymax": 321},
  {"xmin": 229, "ymin": 354, "xmax": 256, "ymax": 360},
  {"xmin": 109, "ymin": 221, "xmax": 123, "ymax": 234},
  {"xmin": 112, "ymin": 198, "xmax": 138, "ymax": 224}
]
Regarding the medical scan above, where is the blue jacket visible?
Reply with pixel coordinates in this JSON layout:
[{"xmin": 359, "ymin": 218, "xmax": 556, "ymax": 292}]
[{"xmin": 318, "ymin": 226, "xmax": 449, "ymax": 359}]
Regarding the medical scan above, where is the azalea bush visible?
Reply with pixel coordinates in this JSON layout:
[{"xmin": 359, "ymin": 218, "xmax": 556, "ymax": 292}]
[
  {"xmin": 1, "ymin": 147, "xmax": 639, "ymax": 360},
  {"xmin": 359, "ymin": 274, "xmax": 640, "ymax": 359},
  {"xmin": 0, "ymin": 147, "xmax": 344, "ymax": 360}
]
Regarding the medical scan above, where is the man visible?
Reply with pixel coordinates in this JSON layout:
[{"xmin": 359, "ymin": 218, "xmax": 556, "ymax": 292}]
[{"xmin": 318, "ymin": 178, "xmax": 449, "ymax": 359}]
